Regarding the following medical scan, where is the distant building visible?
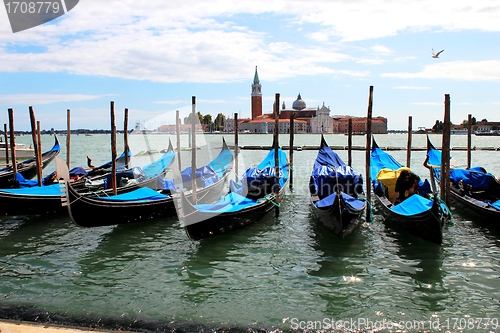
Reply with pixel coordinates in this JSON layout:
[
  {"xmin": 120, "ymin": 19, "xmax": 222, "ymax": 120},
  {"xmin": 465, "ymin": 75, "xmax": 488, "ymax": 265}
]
[
  {"xmin": 476, "ymin": 121, "xmax": 500, "ymax": 132},
  {"xmin": 251, "ymin": 66, "xmax": 262, "ymax": 120},
  {"xmin": 225, "ymin": 67, "xmax": 387, "ymax": 134},
  {"xmin": 332, "ymin": 116, "xmax": 388, "ymax": 134}
]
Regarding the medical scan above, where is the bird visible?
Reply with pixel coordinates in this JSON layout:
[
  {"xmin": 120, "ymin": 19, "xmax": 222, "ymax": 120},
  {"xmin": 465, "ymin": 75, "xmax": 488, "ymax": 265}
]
[{"xmin": 432, "ymin": 48, "xmax": 444, "ymax": 58}]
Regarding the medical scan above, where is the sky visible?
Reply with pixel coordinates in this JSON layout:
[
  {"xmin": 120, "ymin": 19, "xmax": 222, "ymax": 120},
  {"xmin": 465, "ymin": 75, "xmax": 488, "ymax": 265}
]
[{"xmin": 0, "ymin": 0, "xmax": 499, "ymax": 131}]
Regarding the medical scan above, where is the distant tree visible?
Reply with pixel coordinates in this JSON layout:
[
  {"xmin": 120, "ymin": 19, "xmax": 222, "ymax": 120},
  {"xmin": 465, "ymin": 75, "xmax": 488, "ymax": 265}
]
[
  {"xmin": 202, "ymin": 114, "xmax": 213, "ymax": 125},
  {"xmin": 432, "ymin": 120, "xmax": 444, "ymax": 133},
  {"xmin": 214, "ymin": 113, "xmax": 226, "ymax": 131},
  {"xmin": 462, "ymin": 116, "xmax": 477, "ymax": 128},
  {"xmin": 481, "ymin": 118, "xmax": 488, "ymax": 123}
]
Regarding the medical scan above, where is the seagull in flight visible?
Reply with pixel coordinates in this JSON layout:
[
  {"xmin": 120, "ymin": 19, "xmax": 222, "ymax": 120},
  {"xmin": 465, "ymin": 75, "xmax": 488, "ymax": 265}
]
[{"xmin": 432, "ymin": 48, "xmax": 444, "ymax": 58}]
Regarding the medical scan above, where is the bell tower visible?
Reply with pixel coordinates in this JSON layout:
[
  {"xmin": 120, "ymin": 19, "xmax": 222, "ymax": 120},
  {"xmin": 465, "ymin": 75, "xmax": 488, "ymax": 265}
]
[{"xmin": 251, "ymin": 66, "xmax": 262, "ymax": 120}]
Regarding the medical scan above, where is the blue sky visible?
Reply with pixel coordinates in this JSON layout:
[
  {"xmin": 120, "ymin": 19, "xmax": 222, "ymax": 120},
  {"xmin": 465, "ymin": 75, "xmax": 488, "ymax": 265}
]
[{"xmin": 1, "ymin": 0, "xmax": 499, "ymax": 131}]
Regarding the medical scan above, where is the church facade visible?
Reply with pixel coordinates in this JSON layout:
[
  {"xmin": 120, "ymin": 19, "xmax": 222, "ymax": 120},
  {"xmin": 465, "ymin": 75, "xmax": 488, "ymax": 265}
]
[{"xmin": 224, "ymin": 67, "xmax": 386, "ymax": 134}]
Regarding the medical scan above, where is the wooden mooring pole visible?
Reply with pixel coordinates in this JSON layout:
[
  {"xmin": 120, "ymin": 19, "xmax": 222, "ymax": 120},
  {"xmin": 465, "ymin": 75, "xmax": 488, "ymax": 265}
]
[
  {"xmin": 234, "ymin": 112, "xmax": 239, "ymax": 180},
  {"xmin": 124, "ymin": 108, "xmax": 129, "ymax": 168},
  {"xmin": 441, "ymin": 94, "xmax": 451, "ymax": 207},
  {"xmin": 274, "ymin": 93, "xmax": 280, "ymax": 217},
  {"xmin": 467, "ymin": 114, "xmax": 472, "ymax": 169},
  {"xmin": 8, "ymin": 109, "xmax": 17, "ymax": 181},
  {"xmin": 289, "ymin": 112, "xmax": 294, "ymax": 188},
  {"xmin": 365, "ymin": 86, "xmax": 373, "ymax": 216},
  {"xmin": 191, "ymin": 96, "xmax": 197, "ymax": 203},
  {"xmin": 347, "ymin": 118, "xmax": 352, "ymax": 166},
  {"xmin": 66, "ymin": 109, "xmax": 71, "ymax": 167},
  {"xmin": 36, "ymin": 121, "xmax": 42, "ymax": 183},
  {"xmin": 3, "ymin": 124, "xmax": 9, "ymax": 164},
  {"xmin": 28, "ymin": 106, "xmax": 42, "ymax": 186},
  {"xmin": 110, "ymin": 101, "xmax": 117, "ymax": 195},
  {"xmin": 406, "ymin": 116, "xmax": 412, "ymax": 168}
]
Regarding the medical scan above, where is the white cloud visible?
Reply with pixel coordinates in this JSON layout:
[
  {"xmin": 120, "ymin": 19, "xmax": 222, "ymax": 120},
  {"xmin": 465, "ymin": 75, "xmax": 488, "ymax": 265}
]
[
  {"xmin": 370, "ymin": 45, "xmax": 393, "ymax": 55},
  {"xmin": 0, "ymin": 93, "xmax": 109, "ymax": 105},
  {"xmin": 2, "ymin": 0, "xmax": 499, "ymax": 85},
  {"xmin": 382, "ymin": 61, "xmax": 500, "ymax": 81}
]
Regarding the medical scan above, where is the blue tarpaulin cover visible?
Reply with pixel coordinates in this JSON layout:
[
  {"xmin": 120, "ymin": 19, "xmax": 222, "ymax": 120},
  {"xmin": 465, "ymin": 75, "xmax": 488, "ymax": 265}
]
[
  {"xmin": 0, "ymin": 183, "xmax": 61, "ymax": 196},
  {"xmin": 181, "ymin": 165, "xmax": 219, "ymax": 189},
  {"xmin": 195, "ymin": 192, "xmax": 258, "ymax": 213},
  {"xmin": 450, "ymin": 169, "xmax": 491, "ymax": 191},
  {"xmin": 142, "ymin": 150, "xmax": 175, "ymax": 179},
  {"xmin": 95, "ymin": 187, "xmax": 169, "ymax": 202},
  {"xmin": 371, "ymin": 139, "xmax": 438, "ymax": 217},
  {"xmin": 391, "ymin": 193, "xmax": 433, "ymax": 216},
  {"xmin": 236, "ymin": 148, "xmax": 289, "ymax": 191},
  {"xmin": 209, "ymin": 148, "xmax": 233, "ymax": 177},
  {"xmin": 193, "ymin": 148, "xmax": 288, "ymax": 212},
  {"xmin": 489, "ymin": 200, "xmax": 500, "ymax": 211},
  {"xmin": 315, "ymin": 192, "xmax": 366, "ymax": 210},
  {"xmin": 427, "ymin": 144, "xmax": 492, "ymax": 191},
  {"xmin": 69, "ymin": 167, "xmax": 87, "ymax": 177},
  {"xmin": 311, "ymin": 140, "xmax": 363, "ymax": 200},
  {"xmin": 15, "ymin": 167, "xmax": 87, "ymax": 188},
  {"xmin": 370, "ymin": 146, "xmax": 402, "ymax": 180},
  {"xmin": 167, "ymin": 145, "xmax": 233, "ymax": 191}
]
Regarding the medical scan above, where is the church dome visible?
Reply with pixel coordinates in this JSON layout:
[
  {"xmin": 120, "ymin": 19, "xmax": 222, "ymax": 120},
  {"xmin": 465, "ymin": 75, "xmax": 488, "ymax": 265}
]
[{"xmin": 292, "ymin": 93, "xmax": 306, "ymax": 110}]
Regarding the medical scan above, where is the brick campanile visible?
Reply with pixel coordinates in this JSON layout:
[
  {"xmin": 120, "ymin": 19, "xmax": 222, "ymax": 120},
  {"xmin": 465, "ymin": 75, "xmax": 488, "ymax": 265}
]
[{"xmin": 251, "ymin": 66, "xmax": 262, "ymax": 120}]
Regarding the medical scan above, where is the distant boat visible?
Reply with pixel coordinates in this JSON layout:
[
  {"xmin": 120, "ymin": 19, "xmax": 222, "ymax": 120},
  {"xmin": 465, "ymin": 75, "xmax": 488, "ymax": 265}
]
[
  {"xmin": 0, "ymin": 139, "xmax": 34, "ymax": 160},
  {"xmin": 475, "ymin": 130, "xmax": 499, "ymax": 136},
  {"xmin": 450, "ymin": 130, "xmax": 471, "ymax": 135},
  {"xmin": 344, "ymin": 132, "xmax": 365, "ymax": 136}
]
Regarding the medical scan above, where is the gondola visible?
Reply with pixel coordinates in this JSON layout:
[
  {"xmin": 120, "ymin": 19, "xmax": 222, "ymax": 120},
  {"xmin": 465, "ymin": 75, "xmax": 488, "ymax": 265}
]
[
  {"xmin": 426, "ymin": 136, "xmax": 500, "ymax": 221},
  {"xmin": 0, "ymin": 142, "xmax": 169, "ymax": 216},
  {"xmin": 0, "ymin": 135, "xmax": 61, "ymax": 188},
  {"xmin": 62, "ymin": 138, "xmax": 234, "ymax": 227},
  {"xmin": 309, "ymin": 135, "xmax": 366, "ymax": 238},
  {"xmin": 370, "ymin": 137, "xmax": 450, "ymax": 244},
  {"xmin": 180, "ymin": 146, "xmax": 289, "ymax": 241}
]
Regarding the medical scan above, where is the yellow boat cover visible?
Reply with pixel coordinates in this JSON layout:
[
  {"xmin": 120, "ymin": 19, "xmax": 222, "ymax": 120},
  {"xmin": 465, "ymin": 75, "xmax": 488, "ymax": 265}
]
[{"xmin": 376, "ymin": 167, "xmax": 411, "ymax": 198}]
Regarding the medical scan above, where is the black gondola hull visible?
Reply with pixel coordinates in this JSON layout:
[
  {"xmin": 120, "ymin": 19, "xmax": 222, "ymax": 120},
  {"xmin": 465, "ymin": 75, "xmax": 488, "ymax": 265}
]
[
  {"xmin": 182, "ymin": 185, "xmax": 287, "ymax": 241},
  {"xmin": 0, "ymin": 175, "xmax": 160, "ymax": 216},
  {"xmin": 309, "ymin": 135, "xmax": 366, "ymax": 238},
  {"xmin": 0, "ymin": 135, "xmax": 60, "ymax": 188},
  {"xmin": 310, "ymin": 195, "xmax": 364, "ymax": 238},
  {"xmin": 448, "ymin": 185, "xmax": 500, "ymax": 222},
  {"xmin": 66, "ymin": 183, "xmax": 178, "ymax": 227},
  {"xmin": 65, "ymin": 169, "xmax": 232, "ymax": 227},
  {"xmin": 0, "ymin": 190, "xmax": 63, "ymax": 215},
  {"xmin": 372, "ymin": 192, "xmax": 445, "ymax": 244}
]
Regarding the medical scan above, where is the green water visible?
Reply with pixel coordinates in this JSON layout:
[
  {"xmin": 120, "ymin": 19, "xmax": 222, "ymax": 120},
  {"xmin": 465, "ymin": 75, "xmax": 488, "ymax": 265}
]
[{"xmin": 0, "ymin": 133, "xmax": 499, "ymax": 332}]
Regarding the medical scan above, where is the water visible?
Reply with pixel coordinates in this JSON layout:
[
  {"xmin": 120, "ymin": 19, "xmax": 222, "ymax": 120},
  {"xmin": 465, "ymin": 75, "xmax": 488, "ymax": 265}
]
[{"xmin": 1, "ymin": 133, "xmax": 500, "ymax": 332}]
